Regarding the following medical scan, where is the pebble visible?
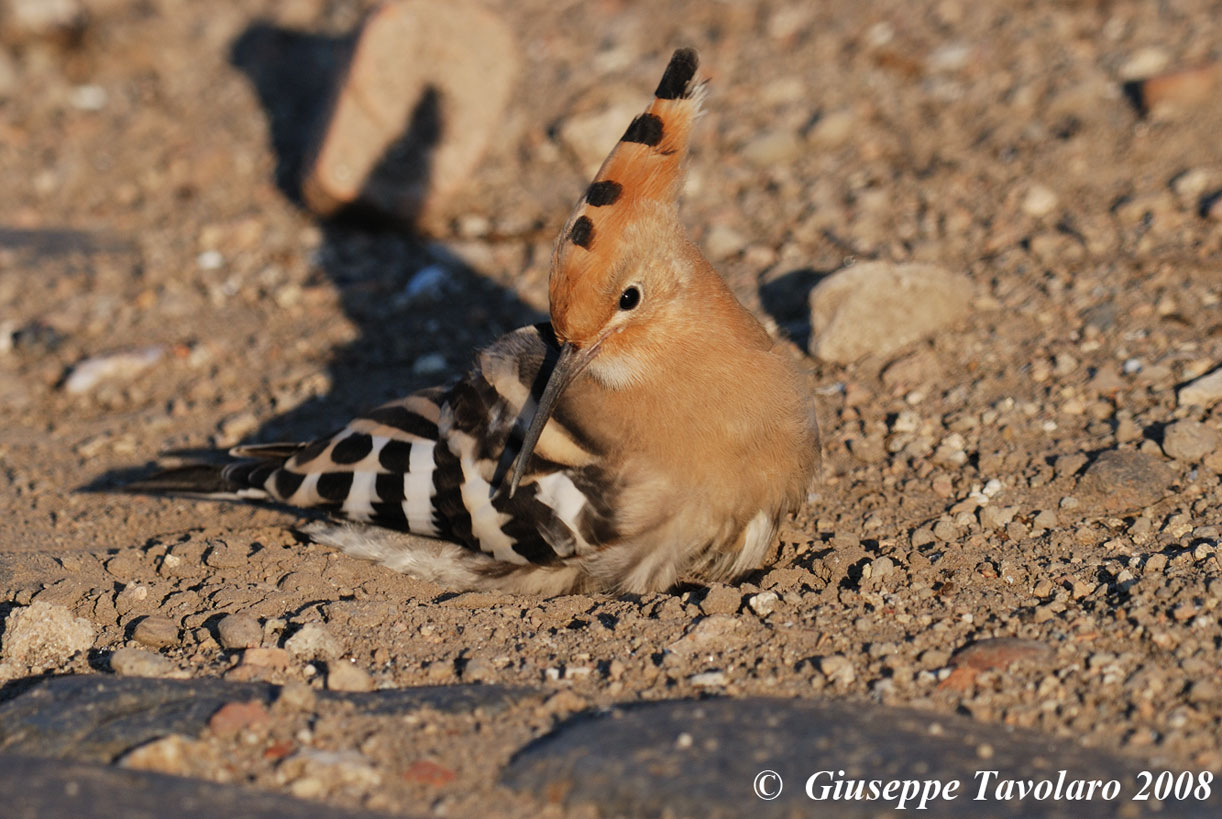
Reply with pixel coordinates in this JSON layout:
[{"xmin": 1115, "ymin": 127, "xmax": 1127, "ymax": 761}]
[
  {"xmin": 1162, "ymin": 420, "xmax": 1219, "ymax": 462},
  {"xmin": 741, "ymin": 129, "xmax": 803, "ymax": 167},
  {"xmin": 559, "ymin": 100, "xmax": 642, "ymax": 176},
  {"xmin": 1132, "ymin": 61, "xmax": 1222, "ymax": 118},
  {"xmin": 114, "ymin": 584, "xmax": 151, "ymax": 616},
  {"xmin": 0, "ymin": 601, "xmax": 95, "ymax": 673},
  {"xmin": 1032, "ymin": 509, "xmax": 1059, "ymax": 529},
  {"xmin": 6, "ymin": 0, "xmax": 86, "ymax": 41},
  {"xmin": 808, "ymin": 262, "xmax": 974, "ymax": 364},
  {"xmin": 1020, "ymin": 184, "xmax": 1059, "ymax": 218},
  {"xmin": 118, "ymin": 734, "xmax": 205, "ymax": 776},
  {"xmin": 689, "ymin": 670, "xmax": 727, "ymax": 687},
  {"xmin": 110, "ymin": 647, "xmax": 175, "ymax": 677},
  {"xmin": 132, "ymin": 616, "xmax": 179, "ymax": 648},
  {"xmin": 302, "ymin": 0, "xmax": 519, "ymax": 225},
  {"xmin": 819, "ymin": 655, "xmax": 856, "ymax": 685},
  {"xmin": 412, "ymin": 353, "xmax": 448, "ymax": 376},
  {"xmin": 276, "ymin": 680, "xmax": 318, "ymax": 712},
  {"xmin": 0, "ymin": 49, "xmax": 18, "ymax": 98},
  {"xmin": 62, "ymin": 347, "xmax": 166, "ymax": 394},
  {"xmin": 702, "ymin": 224, "xmax": 748, "ymax": 260},
  {"xmin": 462, "ymin": 657, "xmax": 496, "ymax": 683},
  {"xmin": 747, "ymin": 591, "xmax": 779, "ymax": 617},
  {"xmin": 700, "ymin": 585, "xmax": 742, "ymax": 615},
  {"xmin": 809, "ymin": 109, "xmax": 856, "ymax": 148},
  {"xmin": 208, "ymin": 700, "xmax": 271, "ymax": 738},
  {"xmin": 1178, "ymin": 367, "xmax": 1222, "ymax": 407},
  {"xmin": 216, "ymin": 613, "xmax": 262, "ymax": 650},
  {"xmin": 1076, "ymin": 450, "xmax": 1175, "ymax": 513},
  {"xmin": 285, "ymin": 623, "xmax": 343, "ymax": 660},
  {"xmin": 932, "ymin": 519, "xmax": 959, "ymax": 542},
  {"xmin": 327, "ymin": 661, "xmax": 375, "ymax": 692}
]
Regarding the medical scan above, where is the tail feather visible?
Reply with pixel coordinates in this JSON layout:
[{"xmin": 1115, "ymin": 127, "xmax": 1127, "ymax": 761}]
[{"xmin": 126, "ymin": 463, "xmax": 247, "ymax": 496}]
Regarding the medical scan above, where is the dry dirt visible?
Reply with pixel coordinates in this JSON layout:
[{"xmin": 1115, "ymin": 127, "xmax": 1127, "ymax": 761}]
[{"xmin": 1, "ymin": 0, "xmax": 1221, "ymax": 816}]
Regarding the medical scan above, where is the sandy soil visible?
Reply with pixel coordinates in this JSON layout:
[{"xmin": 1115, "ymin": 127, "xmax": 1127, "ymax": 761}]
[{"xmin": 1, "ymin": 0, "xmax": 1220, "ymax": 815}]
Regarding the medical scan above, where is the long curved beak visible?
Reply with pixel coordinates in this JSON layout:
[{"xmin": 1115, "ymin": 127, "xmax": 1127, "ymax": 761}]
[{"xmin": 505, "ymin": 341, "xmax": 592, "ymax": 497}]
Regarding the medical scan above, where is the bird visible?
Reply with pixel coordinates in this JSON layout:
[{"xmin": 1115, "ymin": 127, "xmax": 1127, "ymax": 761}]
[{"xmin": 140, "ymin": 48, "xmax": 820, "ymax": 595}]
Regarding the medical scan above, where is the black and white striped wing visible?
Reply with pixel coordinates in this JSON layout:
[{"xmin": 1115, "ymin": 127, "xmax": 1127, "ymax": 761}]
[
  {"xmin": 235, "ymin": 388, "xmax": 447, "ymax": 536},
  {"xmin": 233, "ymin": 325, "xmax": 620, "ymax": 567}
]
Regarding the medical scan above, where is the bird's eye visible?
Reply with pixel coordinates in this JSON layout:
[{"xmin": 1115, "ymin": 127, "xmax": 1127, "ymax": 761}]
[{"xmin": 619, "ymin": 286, "xmax": 641, "ymax": 311}]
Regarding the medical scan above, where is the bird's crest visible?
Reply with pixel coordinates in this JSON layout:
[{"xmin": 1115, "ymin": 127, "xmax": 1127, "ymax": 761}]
[{"xmin": 549, "ymin": 48, "xmax": 706, "ymax": 334}]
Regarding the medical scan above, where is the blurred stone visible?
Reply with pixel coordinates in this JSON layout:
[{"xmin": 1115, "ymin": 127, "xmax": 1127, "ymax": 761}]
[
  {"xmin": 1076, "ymin": 450, "xmax": 1175, "ymax": 513},
  {"xmin": 559, "ymin": 99, "xmax": 642, "ymax": 177},
  {"xmin": 327, "ymin": 661, "xmax": 374, "ymax": 693},
  {"xmin": 110, "ymin": 647, "xmax": 175, "ymax": 678},
  {"xmin": 302, "ymin": 0, "xmax": 518, "ymax": 228},
  {"xmin": 0, "ymin": 754, "xmax": 385, "ymax": 819},
  {"xmin": 1020, "ymin": 183, "xmax": 1059, "ymax": 218},
  {"xmin": 62, "ymin": 347, "xmax": 165, "ymax": 394},
  {"xmin": 284, "ymin": 623, "xmax": 342, "ymax": 660},
  {"xmin": 808, "ymin": 262, "xmax": 973, "ymax": 364},
  {"xmin": 207, "ymin": 700, "xmax": 270, "ymax": 738},
  {"xmin": 1130, "ymin": 61, "xmax": 1222, "ymax": 119},
  {"xmin": 1162, "ymin": 419, "xmax": 1219, "ymax": 462},
  {"xmin": 742, "ymin": 129, "xmax": 802, "ymax": 167},
  {"xmin": 4, "ymin": 0, "xmax": 87, "ymax": 44},
  {"xmin": 1179, "ymin": 367, "xmax": 1222, "ymax": 407},
  {"xmin": 0, "ymin": 675, "xmax": 531, "ymax": 763}
]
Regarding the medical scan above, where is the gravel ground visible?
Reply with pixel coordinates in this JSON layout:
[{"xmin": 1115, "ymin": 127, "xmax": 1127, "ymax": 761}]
[{"xmin": 1, "ymin": 0, "xmax": 1220, "ymax": 815}]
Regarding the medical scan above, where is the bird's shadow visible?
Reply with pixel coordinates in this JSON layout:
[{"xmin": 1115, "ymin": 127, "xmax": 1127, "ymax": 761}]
[
  {"xmin": 88, "ymin": 19, "xmax": 543, "ymax": 491},
  {"xmin": 758, "ymin": 267, "xmax": 836, "ymax": 351}
]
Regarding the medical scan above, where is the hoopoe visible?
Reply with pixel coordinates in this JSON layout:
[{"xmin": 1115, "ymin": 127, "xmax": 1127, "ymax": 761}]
[{"xmin": 145, "ymin": 49, "xmax": 820, "ymax": 595}]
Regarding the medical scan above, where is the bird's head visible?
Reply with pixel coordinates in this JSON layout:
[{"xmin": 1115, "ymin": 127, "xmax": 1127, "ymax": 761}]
[{"xmin": 507, "ymin": 48, "xmax": 708, "ymax": 495}]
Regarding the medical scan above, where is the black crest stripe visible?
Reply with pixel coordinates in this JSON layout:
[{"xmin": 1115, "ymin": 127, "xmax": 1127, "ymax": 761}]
[
  {"xmin": 622, "ymin": 113, "xmax": 663, "ymax": 146},
  {"xmin": 570, "ymin": 216, "xmax": 594, "ymax": 248},
  {"xmin": 330, "ymin": 433, "xmax": 373, "ymax": 464},
  {"xmin": 316, "ymin": 471, "xmax": 354, "ymax": 502},
  {"xmin": 654, "ymin": 48, "xmax": 698, "ymax": 99},
  {"xmin": 585, "ymin": 180, "xmax": 623, "ymax": 206}
]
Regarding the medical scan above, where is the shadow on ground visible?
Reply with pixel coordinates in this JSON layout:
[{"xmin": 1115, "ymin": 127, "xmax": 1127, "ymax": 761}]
[{"xmin": 227, "ymin": 20, "xmax": 543, "ymax": 443}]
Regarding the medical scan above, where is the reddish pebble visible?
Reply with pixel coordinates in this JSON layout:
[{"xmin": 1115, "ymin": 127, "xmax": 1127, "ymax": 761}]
[
  {"xmin": 403, "ymin": 759, "xmax": 457, "ymax": 786},
  {"xmin": 208, "ymin": 700, "xmax": 270, "ymax": 738}
]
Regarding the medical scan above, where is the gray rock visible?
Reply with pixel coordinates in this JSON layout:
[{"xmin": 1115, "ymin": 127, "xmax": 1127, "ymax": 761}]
[
  {"xmin": 0, "ymin": 753, "xmax": 394, "ymax": 819},
  {"xmin": 215, "ymin": 613, "xmax": 262, "ymax": 650},
  {"xmin": 0, "ymin": 675, "xmax": 532, "ymax": 763},
  {"xmin": 808, "ymin": 262, "xmax": 974, "ymax": 364},
  {"xmin": 501, "ymin": 698, "xmax": 1220, "ymax": 817},
  {"xmin": 1076, "ymin": 450, "xmax": 1175, "ymax": 514},
  {"xmin": 1162, "ymin": 419, "xmax": 1220, "ymax": 462}
]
